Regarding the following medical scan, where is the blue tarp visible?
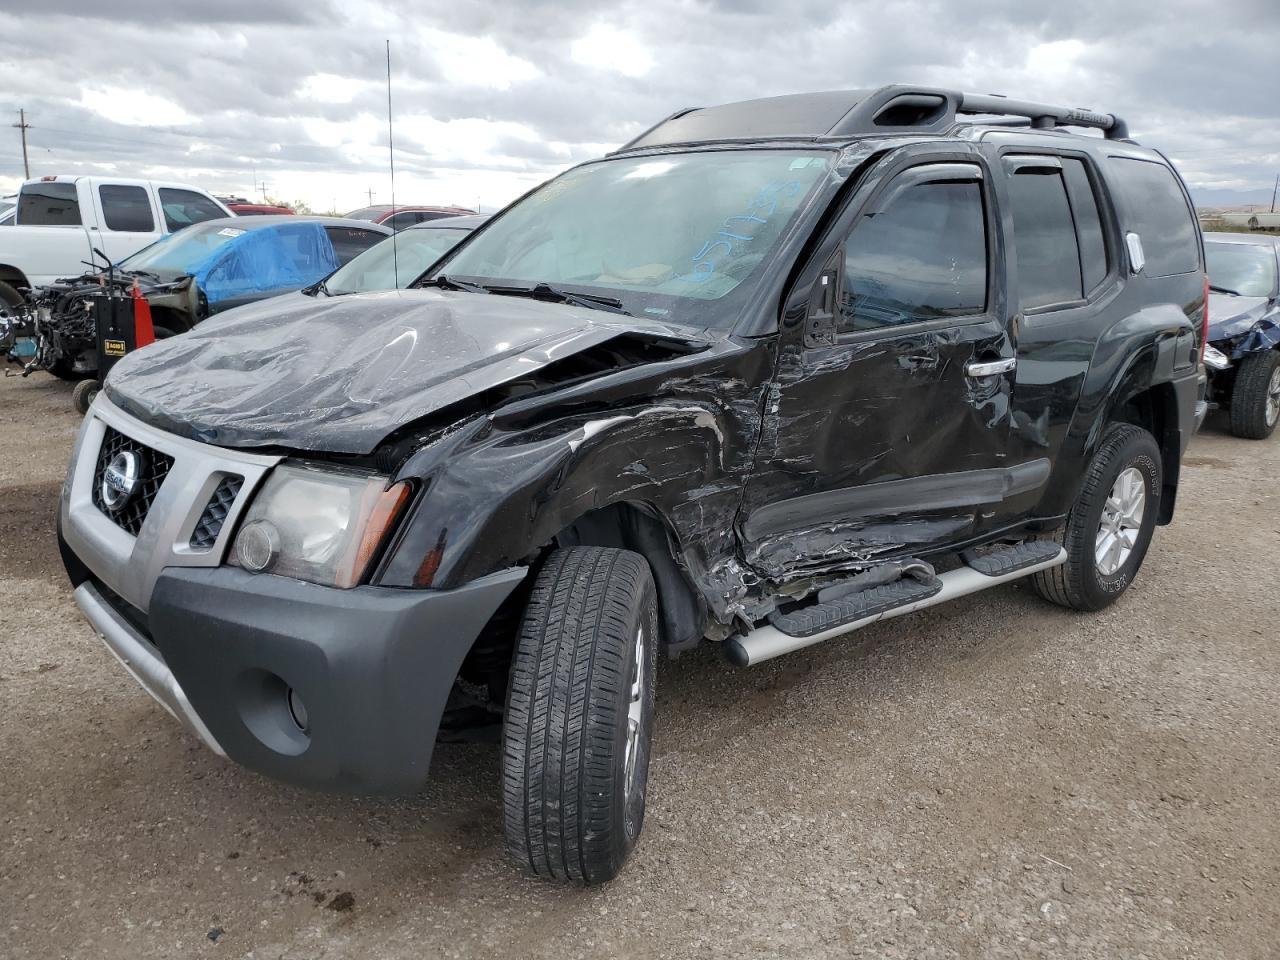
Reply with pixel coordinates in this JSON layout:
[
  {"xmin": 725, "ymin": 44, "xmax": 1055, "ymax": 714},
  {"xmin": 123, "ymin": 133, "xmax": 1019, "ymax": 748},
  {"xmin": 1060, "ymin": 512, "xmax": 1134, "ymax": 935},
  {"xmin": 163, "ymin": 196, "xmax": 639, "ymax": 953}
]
[{"xmin": 190, "ymin": 221, "xmax": 339, "ymax": 307}]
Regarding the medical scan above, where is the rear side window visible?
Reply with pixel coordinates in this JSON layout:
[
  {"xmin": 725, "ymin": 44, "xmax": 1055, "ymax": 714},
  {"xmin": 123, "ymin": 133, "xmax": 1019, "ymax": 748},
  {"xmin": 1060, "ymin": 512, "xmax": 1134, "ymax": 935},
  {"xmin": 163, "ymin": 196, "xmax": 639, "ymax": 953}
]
[
  {"xmin": 1061, "ymin": 158, "xmax": 1108, "ymax": 292},
  {"xmin": 1006, "ymin": 168, "xmax": 1082, "ymax": 309},
  {"xmin": 158, "ymin": 188, "xmax": 226, "ymax": 232},
  {"xmin": 325, "ymin": 226, "xmax": 389, "ymax": 264},
  {"xmin": 840, "ymin": 177, "xmax": 988, "ymax": 332},
  {"xmin": 17, "ymin": 182, "xmax": 81, "ymax": 226},
  {"xmin": 99, "ymin": 184, "xmax": 155, "ymax": 232},
  {"xmin": 1105, "ymin": 157, "xmax": 1198, "ymax": 276}
]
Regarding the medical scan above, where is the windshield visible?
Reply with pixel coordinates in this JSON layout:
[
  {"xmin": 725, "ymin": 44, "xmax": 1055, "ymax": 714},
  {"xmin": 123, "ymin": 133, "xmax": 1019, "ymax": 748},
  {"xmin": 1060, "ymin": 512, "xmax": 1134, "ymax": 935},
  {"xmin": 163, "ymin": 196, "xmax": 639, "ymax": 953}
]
[
  {"xmin": 432, "ymin": 150, "xmax": 832, "ymax": 328},
  {"xmin": 122, "ymin": 221, "xmax": 248, "ymax": 274},
  {"xmin": 326, "ymin": 226, "xmax": 473, "ymax": 295},
  {"xmin": 1206, "ymin": 241, "xmax": 1278, "ymax": 298}
]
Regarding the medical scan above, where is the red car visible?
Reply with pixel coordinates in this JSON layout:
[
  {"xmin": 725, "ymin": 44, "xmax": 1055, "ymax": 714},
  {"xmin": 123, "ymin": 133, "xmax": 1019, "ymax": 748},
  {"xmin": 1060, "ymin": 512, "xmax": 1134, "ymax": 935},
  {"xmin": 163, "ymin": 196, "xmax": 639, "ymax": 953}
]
[{"xmin": 343, "ymin": 204, "xmax": 477, "ymax": 231}]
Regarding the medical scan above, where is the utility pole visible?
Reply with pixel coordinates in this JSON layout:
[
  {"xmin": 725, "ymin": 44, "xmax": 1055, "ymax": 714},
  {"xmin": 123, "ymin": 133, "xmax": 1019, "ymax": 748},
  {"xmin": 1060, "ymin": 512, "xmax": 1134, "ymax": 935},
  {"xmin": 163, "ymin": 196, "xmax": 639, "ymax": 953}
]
[
  {"xmin": 1271, "ymin": 173, "xmax": 1278, "ymax": 214},
  {"xmin": 12, "ymin": 109, "xmax": 31, "ymax": 180},
  {"xmin": 367, "ymin": 187, "xmax": 375, "ymax": 205}
]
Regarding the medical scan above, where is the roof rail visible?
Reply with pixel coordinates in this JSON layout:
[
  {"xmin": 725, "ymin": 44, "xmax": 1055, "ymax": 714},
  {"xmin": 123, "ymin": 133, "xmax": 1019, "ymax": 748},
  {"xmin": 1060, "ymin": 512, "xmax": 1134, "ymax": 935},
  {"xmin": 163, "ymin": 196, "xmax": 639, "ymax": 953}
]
[{"xmin": 957, "ymin": 92, "xmax": 1130, "ymax": 140}]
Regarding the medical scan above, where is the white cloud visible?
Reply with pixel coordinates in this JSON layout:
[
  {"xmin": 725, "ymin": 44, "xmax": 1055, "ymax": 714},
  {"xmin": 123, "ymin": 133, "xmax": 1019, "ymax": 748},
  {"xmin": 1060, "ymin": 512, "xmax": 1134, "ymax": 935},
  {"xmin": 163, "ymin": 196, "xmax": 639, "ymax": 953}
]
[
  {"xmin": 424, "ymin": 31, "xmax": 541, "ymax": 90},
  {"xmin": 571, "ymin": 24, "xmax": 654, "ymax": 78},
  {"xmin": 78, "ymin": 86, "xmax": 193, "ymax": 127}
]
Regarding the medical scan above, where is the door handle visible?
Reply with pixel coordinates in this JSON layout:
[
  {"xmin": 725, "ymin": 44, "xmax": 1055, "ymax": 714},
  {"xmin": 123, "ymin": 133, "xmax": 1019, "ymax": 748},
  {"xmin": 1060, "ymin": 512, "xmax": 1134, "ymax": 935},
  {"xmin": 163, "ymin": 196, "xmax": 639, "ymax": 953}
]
[{"xmin": 965, "ymin": 357, "xmax": 1016, "ymax": 377}]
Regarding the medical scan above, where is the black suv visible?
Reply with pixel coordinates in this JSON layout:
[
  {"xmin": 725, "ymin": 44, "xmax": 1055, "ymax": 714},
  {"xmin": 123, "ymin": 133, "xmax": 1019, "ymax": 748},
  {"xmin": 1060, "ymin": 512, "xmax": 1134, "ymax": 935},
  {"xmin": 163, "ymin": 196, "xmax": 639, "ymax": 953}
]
[{"xmin": 59, "ymin": 86, "xmax": 1207, "ymax": 885}]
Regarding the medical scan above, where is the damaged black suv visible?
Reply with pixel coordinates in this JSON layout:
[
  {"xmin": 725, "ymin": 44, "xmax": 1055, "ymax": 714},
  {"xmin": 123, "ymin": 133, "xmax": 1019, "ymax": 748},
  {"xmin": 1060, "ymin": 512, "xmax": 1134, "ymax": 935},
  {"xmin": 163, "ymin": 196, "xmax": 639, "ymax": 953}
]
[{"xmin": 59, "ymin": 86, "xmax": 1207, "ymax": 885}]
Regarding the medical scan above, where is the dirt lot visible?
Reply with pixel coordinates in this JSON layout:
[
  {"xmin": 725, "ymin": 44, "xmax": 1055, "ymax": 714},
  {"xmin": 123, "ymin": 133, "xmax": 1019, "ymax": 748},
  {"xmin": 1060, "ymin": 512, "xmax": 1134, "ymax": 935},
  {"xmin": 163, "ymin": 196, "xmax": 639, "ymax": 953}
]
[{"xmin": 1, "ymin": 371, "xmax": 1277, "ymax": 960}]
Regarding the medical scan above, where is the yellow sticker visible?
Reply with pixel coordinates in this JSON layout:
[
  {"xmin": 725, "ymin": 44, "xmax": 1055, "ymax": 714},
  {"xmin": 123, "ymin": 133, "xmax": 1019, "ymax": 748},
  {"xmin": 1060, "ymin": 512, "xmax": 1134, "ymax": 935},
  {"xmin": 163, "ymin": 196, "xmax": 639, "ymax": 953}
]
[{"xmin": 104, "ymin": 339, "xmax": 126, "ymax": 357}]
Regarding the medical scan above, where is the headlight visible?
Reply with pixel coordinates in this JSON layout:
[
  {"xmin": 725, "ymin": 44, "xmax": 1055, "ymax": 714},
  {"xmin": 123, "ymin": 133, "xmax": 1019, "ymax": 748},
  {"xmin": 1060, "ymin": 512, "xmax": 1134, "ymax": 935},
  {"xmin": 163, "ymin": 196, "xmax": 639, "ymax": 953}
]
[
  {"xmin": 229, "ymin": 463, "xmax": 410, "ymax": 588},
  {"xmin": 1202, "ymin": 343, "xmax": 1230, "ymax": 371}
]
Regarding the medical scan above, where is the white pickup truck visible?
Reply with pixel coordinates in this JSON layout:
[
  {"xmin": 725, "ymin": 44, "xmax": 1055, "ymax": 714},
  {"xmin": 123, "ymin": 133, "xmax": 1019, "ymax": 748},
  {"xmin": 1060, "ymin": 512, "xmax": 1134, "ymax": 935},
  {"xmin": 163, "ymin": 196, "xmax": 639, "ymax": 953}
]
[{"xmin": 0, "ymin": 176, "xmax": 231, "ymax": 312}]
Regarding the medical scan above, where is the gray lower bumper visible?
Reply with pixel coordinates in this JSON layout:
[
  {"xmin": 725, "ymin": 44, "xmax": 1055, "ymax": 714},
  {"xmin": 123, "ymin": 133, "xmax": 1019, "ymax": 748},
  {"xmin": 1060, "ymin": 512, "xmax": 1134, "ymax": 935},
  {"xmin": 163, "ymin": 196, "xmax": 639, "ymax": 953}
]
[{"xmin": 74, "ymin": 581, "xmax": 226, "ymax": 756}]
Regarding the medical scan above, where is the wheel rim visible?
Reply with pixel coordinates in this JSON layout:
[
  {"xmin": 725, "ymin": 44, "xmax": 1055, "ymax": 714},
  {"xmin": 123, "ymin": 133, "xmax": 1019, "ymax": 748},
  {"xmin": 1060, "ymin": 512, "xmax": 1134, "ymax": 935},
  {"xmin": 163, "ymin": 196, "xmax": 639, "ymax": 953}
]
[
  {"xmin": 1265, "ymin": 366, "xmax": 1280, "ymax": 428},
  {"xmin": 1095, "ymin": 466, "xmax": 1145, "ymax": 576},
  {"xmin": 622, "ymin": 622, "xmax": 647, "ymax": 806}
]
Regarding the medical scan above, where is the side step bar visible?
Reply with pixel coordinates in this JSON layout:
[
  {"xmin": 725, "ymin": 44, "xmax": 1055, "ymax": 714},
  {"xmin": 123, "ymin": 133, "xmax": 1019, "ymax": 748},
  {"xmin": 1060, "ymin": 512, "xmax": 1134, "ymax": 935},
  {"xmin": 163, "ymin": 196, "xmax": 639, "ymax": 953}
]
[{"xmin": 723, "ymin": 546, "xmax": 1066, "ymax": 667}]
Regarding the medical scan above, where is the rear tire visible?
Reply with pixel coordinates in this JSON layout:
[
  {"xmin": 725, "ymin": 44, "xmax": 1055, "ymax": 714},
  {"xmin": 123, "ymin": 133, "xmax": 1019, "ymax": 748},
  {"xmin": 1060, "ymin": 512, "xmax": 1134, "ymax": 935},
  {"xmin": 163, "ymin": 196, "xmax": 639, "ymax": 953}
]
[
  {"xmin": 1032, "ymin": 423, "xmax": 1162, "ymax": 611},
  {"xmin": 1228, "ymin": 350, "xmax": 1280, "ymax": 440},
  {"xmin": 502, "ymin": 546, "xmax": 658, "ymax": 885}
]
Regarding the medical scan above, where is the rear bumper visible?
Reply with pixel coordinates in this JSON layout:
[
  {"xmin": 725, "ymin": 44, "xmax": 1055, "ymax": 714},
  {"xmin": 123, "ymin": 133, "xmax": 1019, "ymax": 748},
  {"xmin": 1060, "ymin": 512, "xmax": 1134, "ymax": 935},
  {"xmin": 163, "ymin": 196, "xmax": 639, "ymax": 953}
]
[{"xmin": 66, "ymin": 537, "xmax": 526, "ymax": 795}]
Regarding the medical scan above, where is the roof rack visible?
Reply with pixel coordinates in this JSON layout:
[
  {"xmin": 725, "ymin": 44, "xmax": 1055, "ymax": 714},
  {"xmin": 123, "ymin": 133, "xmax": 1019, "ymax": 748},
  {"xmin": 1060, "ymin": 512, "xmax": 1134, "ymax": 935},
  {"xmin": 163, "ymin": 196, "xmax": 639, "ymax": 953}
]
[{"xmin": 615, "ymin": 85, "xmax": 1131, "ymax": 153}]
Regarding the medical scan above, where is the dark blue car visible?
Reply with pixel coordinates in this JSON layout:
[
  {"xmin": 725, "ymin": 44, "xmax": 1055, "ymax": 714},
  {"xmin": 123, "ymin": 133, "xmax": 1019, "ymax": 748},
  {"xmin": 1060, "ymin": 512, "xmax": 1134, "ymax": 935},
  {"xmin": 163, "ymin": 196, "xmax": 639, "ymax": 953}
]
[{"xmin": 1204, "ymin": 232, "xmax": 1280, "ymax": 438}]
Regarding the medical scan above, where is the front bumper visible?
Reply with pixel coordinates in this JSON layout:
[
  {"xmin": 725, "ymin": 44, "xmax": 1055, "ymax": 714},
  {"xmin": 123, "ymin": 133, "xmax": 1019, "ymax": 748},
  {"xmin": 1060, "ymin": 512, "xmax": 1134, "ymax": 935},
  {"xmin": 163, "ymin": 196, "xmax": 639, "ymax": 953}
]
[{"xmin": 61, "ymin": 397, "xmax": 527, "ymax": 794}]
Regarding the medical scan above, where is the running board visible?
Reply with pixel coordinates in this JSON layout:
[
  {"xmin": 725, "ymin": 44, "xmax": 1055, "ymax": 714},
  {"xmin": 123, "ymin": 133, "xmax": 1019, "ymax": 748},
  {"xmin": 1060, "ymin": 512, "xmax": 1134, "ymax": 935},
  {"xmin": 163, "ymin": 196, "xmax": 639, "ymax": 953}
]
[{"xmin": 723, "ymin": 545, "xmax": 1067, "ymax": 667}]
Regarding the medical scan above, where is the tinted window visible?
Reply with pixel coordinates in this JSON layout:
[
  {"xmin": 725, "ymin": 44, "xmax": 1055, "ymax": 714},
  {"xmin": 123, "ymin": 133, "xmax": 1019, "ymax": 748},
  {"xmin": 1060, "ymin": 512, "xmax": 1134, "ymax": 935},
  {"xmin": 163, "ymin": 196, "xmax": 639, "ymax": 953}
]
[
  {"xmin": 17, "ymin": 182, "xmax": 81, "ymax": 226},
  {"xmin": 325, "ymin": 226, "xmax": 389, "ymax": 264},
  {"xmin": 385, "ymin": 211, "xmax": 417, "ymax": 231},
  {"xmin": 840, "ymin": 177, "xmax": 987, "ymax": 332},
  {"xmin": 157, "ymin": 188, "xmax": 226, "ymax": 232},
  {"xmin": 1061, "ymin": 158, "xmax": 1108, "ymax": 292},
  {"xmin": 98, "ymin": 184, "xmax": 154, "ymax": 232},
  {"xmin": 1007, "ymin": 169, "xmax": 1082, "ymax": 309},
  {"xmin": 1105, "ymin": 157, "xmax": 1198, "ymax": 276}
]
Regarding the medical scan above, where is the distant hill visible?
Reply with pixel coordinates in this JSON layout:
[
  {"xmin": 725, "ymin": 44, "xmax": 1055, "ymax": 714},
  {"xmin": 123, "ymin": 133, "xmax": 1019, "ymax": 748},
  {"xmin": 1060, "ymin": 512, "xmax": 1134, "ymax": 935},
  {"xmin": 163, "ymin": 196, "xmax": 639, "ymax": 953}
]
[{"xmin": 1191, "ymin": 186, "xmax": 1277, "ymax": 210}]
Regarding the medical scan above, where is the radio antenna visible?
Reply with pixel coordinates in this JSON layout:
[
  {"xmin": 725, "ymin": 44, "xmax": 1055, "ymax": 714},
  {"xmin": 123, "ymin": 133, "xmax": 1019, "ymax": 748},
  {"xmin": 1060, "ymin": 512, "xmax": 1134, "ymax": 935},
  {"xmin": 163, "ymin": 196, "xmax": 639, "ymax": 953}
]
[{"xmin": 386, "ymin": 39, "xmax": 399, "ymax": 287}]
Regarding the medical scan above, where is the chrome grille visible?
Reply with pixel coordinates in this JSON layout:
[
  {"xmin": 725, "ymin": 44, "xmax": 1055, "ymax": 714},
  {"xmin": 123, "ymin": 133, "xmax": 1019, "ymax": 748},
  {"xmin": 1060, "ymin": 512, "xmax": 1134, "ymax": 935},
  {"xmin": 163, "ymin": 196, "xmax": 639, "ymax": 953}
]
[{"xmin": 91, "ymin": 427, "xmax": 175, "ymax": 536}]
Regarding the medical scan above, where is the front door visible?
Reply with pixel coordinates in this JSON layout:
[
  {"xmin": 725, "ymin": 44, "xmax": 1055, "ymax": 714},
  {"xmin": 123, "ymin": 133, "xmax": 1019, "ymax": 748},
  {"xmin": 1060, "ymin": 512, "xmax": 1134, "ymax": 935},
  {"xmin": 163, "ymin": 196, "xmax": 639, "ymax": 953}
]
[{"xmin": 740, "ymin": 153, "xmax": 1029, "ymax": 582}]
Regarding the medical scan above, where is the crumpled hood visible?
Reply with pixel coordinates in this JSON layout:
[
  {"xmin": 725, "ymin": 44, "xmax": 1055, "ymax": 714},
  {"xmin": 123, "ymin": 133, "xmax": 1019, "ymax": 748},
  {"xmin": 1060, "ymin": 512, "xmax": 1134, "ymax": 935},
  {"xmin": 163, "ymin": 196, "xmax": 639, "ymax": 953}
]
[
  {"xmin": 1207, "ymin": 293, "xmax": 1271, "ymax": 342},
  {"xmin": 105, "ymin": 288, "xmax": 687, "ymax": 454}
]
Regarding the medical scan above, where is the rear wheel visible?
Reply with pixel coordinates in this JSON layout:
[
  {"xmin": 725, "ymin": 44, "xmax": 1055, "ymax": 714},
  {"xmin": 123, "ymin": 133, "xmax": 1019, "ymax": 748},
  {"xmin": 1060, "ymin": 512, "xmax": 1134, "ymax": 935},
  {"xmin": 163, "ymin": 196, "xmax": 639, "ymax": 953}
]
[
  {"xmin": 1032, "ymin": 423, "xmax": 1162, "ymax": 611},
  {"xmin": 502, "ymin": 546, "xmax": 658, "ymax": 885},
  {"xmin": 1228, "ymin": 350, "xmax": 1280, "ymax": 440}
]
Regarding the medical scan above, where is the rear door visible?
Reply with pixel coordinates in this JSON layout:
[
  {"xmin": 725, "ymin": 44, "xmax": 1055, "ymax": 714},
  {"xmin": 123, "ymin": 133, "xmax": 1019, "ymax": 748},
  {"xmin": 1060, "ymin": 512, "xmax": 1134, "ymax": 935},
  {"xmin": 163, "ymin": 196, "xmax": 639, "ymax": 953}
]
[
  {"xmin": 739, "ymin": 149, "xmax": 1023, "ymax": 580},
  {"xmin": 89, "ymin": 181, "xmax": 163, "ymax": 266}
]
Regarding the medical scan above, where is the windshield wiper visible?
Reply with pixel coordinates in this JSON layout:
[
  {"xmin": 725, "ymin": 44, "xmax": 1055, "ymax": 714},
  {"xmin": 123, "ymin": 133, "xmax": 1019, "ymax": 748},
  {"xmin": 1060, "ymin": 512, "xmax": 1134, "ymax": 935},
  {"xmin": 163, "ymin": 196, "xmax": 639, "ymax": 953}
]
[
  {"xmin": 1209, "ymin": 283, "xmax": 1243, "ymax": 296},
  {"xmin": 420, "ymin": 274, "xmax": 489, "ymax": 294},
  {"xmin": 490, "ymin": 282, "xmax": 631, "ymax": 316}
]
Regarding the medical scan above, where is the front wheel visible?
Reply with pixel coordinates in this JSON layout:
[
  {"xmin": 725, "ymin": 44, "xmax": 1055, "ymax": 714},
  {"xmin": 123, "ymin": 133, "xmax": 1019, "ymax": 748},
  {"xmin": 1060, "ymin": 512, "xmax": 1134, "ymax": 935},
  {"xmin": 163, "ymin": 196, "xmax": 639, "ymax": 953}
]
[
  {"xmin": 501, "ymin": 546, "xmax": 658, "ymax": 885},
  {"xmin": 1032, "ymin": 423, "xmax": 1162, "ymax": 611},
  {"xmin": 1229, "ymin": 350, "xmax": 1280, "ymax": 440}
]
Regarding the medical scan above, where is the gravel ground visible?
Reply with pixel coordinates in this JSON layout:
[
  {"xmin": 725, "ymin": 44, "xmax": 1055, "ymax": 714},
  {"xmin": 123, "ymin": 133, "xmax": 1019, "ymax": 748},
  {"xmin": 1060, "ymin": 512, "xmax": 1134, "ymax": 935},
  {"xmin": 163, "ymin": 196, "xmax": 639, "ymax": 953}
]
[{"xmin": 1, "ymin": 370, "xmax": 1277, "ymax": 960}]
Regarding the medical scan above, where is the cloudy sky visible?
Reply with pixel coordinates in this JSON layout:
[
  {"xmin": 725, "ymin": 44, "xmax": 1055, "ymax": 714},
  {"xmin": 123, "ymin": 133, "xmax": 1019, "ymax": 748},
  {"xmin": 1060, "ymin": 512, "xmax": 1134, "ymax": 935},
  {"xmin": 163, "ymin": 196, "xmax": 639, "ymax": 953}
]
[{"xmin": 1, "ymin": 0, "xmax": 1277, "ymax": 213}]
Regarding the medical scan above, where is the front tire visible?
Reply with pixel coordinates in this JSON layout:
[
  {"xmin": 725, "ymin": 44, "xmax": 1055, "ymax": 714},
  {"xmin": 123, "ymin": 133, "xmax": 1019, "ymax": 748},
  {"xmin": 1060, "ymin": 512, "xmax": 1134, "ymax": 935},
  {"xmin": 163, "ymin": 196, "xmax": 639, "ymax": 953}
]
[
  {"xmin": 1032, "ymin": 423, "xmax": 1162, "ymax": 611},
  {"xmin": 502, "ymin": 546, "xmax": 658, "ymax": 885},
  {"xmin": 1229, "ymin": 350, "xmax": 1280, "ymax": 440}
]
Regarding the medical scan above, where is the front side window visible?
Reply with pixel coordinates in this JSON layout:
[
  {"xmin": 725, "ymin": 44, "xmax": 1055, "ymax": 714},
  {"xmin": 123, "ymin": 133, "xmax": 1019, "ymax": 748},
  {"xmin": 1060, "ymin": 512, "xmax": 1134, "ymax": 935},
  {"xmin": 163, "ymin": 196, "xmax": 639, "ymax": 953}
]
[
  {"xmin": 99, "ymin": 184, "xmax": 155, "ymax": 232},
  {"xmin": 434, "ymin": 150, "xmax": 832, "ymax": 329},
  {"xmin": 1205, "ymin": 241, "xmax": 1279, "ymax": 298},
  {"xmin": 839, "ymin": 174, "xmax": 987, "ymax": 332},
  {"xmin": 1105, "ymin": 157, "xmax": 1198, "ymax": 277},
  {"xmin": 17, "ymin": 182, "xmax": 81, "ymax": 226},
  {"xmin": 157, "ymin": 188, "xmax": 226, "ymax": 232},
  {"xmin": 1007, "ymin": 168, "xmax": 1082, "ymax": 309}
]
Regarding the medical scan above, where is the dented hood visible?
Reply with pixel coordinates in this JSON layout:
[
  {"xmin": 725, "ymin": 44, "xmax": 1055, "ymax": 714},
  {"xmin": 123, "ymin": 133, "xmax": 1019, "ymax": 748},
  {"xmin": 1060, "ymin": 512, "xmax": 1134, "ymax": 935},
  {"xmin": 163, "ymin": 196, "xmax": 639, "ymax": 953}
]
[
  {"xmin": 105, "ymin": 288, "xmax": 687, "ymax": 454},
  {"xmin": 1207, "ymin": 293, "xmax": 1271, "ymax": 342}
]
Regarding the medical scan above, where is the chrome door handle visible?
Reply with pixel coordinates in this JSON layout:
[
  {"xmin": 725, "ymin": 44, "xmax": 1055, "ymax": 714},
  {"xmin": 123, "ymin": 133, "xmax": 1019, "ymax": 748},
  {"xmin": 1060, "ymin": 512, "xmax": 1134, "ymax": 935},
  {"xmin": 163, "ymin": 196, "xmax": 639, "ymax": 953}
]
[{"xmin": 965, "ymin": 357, "xmax": 1016, "ymax": 377}]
